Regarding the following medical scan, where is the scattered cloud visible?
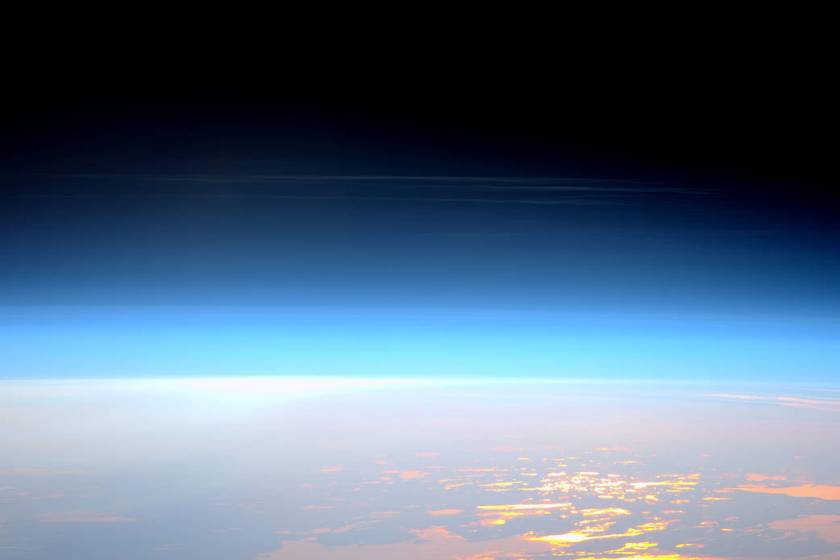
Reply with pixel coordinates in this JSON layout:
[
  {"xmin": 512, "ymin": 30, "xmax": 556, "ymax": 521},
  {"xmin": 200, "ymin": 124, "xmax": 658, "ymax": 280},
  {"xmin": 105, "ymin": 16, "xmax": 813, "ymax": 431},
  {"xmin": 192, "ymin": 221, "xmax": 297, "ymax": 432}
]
[
  {"xmin": 746, "ymin": 473, "xmax": 787, "ymax": 482},
  {"xmin": 736, "ymin": 483, "xmax": 840, "ymax": 501},
  {"xmin": 771, "ymin": 515, "xmax": 840, "ymax": 545},
  {"xmin": 427, "ymin": 508, "xmax": 462, "ymax": 517}
]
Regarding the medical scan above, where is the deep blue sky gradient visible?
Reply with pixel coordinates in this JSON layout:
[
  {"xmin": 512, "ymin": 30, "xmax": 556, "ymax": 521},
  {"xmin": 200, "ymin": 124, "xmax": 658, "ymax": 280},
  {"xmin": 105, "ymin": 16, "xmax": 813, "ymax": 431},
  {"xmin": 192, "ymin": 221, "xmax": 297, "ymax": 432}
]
[
  {"xmin": 2, "ymin": 73, "xmax": 839, "ymax": 382},
  {"xmin": 1, "ymin": 173, "xmax": 838, "ymax": 381}
]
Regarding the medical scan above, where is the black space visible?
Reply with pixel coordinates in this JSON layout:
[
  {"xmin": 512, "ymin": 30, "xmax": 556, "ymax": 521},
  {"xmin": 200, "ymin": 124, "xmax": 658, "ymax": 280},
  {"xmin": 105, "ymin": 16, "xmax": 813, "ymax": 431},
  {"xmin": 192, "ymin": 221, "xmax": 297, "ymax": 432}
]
[{"xmin": 1, "ymin": 37, "xmax": 837, "ymax": 210}]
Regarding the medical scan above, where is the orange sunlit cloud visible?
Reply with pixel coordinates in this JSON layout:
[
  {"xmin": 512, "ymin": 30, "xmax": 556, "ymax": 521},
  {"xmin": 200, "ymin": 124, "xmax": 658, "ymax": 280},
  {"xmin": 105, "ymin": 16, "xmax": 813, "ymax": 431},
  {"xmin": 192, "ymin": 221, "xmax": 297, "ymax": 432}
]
[
  {"xmin": 400, "ymin": 470, "xmax": 429, "ymax": 480},
  {"xmin": 258, "ymin": 527, "xmax": 556, "ymax": 559},
  {"xmin": 746, "ymin": 473, "xmax": 786, "ymax": 482},
  {"xmin": 427, "ymin": 508, "xmax": 463, "ymax": 517},
  {"xmin": 736, "ymin": 483, "xmax": 840, "ymax": 501},
  {"xmin": 383, "ymin": 469, "xmax": 430, "ymax": 480},
  {"xmin": 478, "ymin": 502, "xmax": 572, "ymax": 511},
  {"xmin": 293, "ymin": 447, "xmax": 840, "ymax": 560},
  {"xmin": 528, "ymin": 519, "xmax": 674, "ymax": 546},
  {"xmin": 770, "ymin": 514, "xmax": 840, "ymax": 545}
]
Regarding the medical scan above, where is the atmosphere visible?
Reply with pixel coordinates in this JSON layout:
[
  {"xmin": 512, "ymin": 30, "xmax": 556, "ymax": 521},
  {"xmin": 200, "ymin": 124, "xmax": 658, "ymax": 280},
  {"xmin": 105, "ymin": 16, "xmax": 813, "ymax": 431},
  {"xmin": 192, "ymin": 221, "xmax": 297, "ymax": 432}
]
[{"xmin": 2, "ymin": 131, "xmax": 838, "ymax": 382}]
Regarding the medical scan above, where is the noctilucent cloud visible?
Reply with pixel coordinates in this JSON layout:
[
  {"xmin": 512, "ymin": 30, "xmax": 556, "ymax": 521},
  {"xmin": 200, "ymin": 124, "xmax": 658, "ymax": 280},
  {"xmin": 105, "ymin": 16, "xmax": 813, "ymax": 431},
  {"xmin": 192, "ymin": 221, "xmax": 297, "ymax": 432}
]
[{"xmin": 1, "ymin": 174, "xmax": 837, "ymax": 381}]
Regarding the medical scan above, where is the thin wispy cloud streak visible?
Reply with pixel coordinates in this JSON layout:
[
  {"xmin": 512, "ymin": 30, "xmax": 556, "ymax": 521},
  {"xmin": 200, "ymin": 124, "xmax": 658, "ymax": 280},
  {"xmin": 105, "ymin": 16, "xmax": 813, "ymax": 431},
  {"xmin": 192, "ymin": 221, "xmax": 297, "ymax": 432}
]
[
  {"xmin": 7, "ymin": 172, "xmax": 708, "ymax": 192},
  {"xmin": 706, "ymin": 392, "xmax": 840, "ymax": 413},
  {"xmin": 3, "ymin": 173, "xmax": 713, "ymax": 208},
  {"xmin": 6, "ymin": 191, "xmax": 627, "ymax": 206},
  {"xmin": 12, "ymin": 172, "xmax": 667, "ymax": 185}
]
